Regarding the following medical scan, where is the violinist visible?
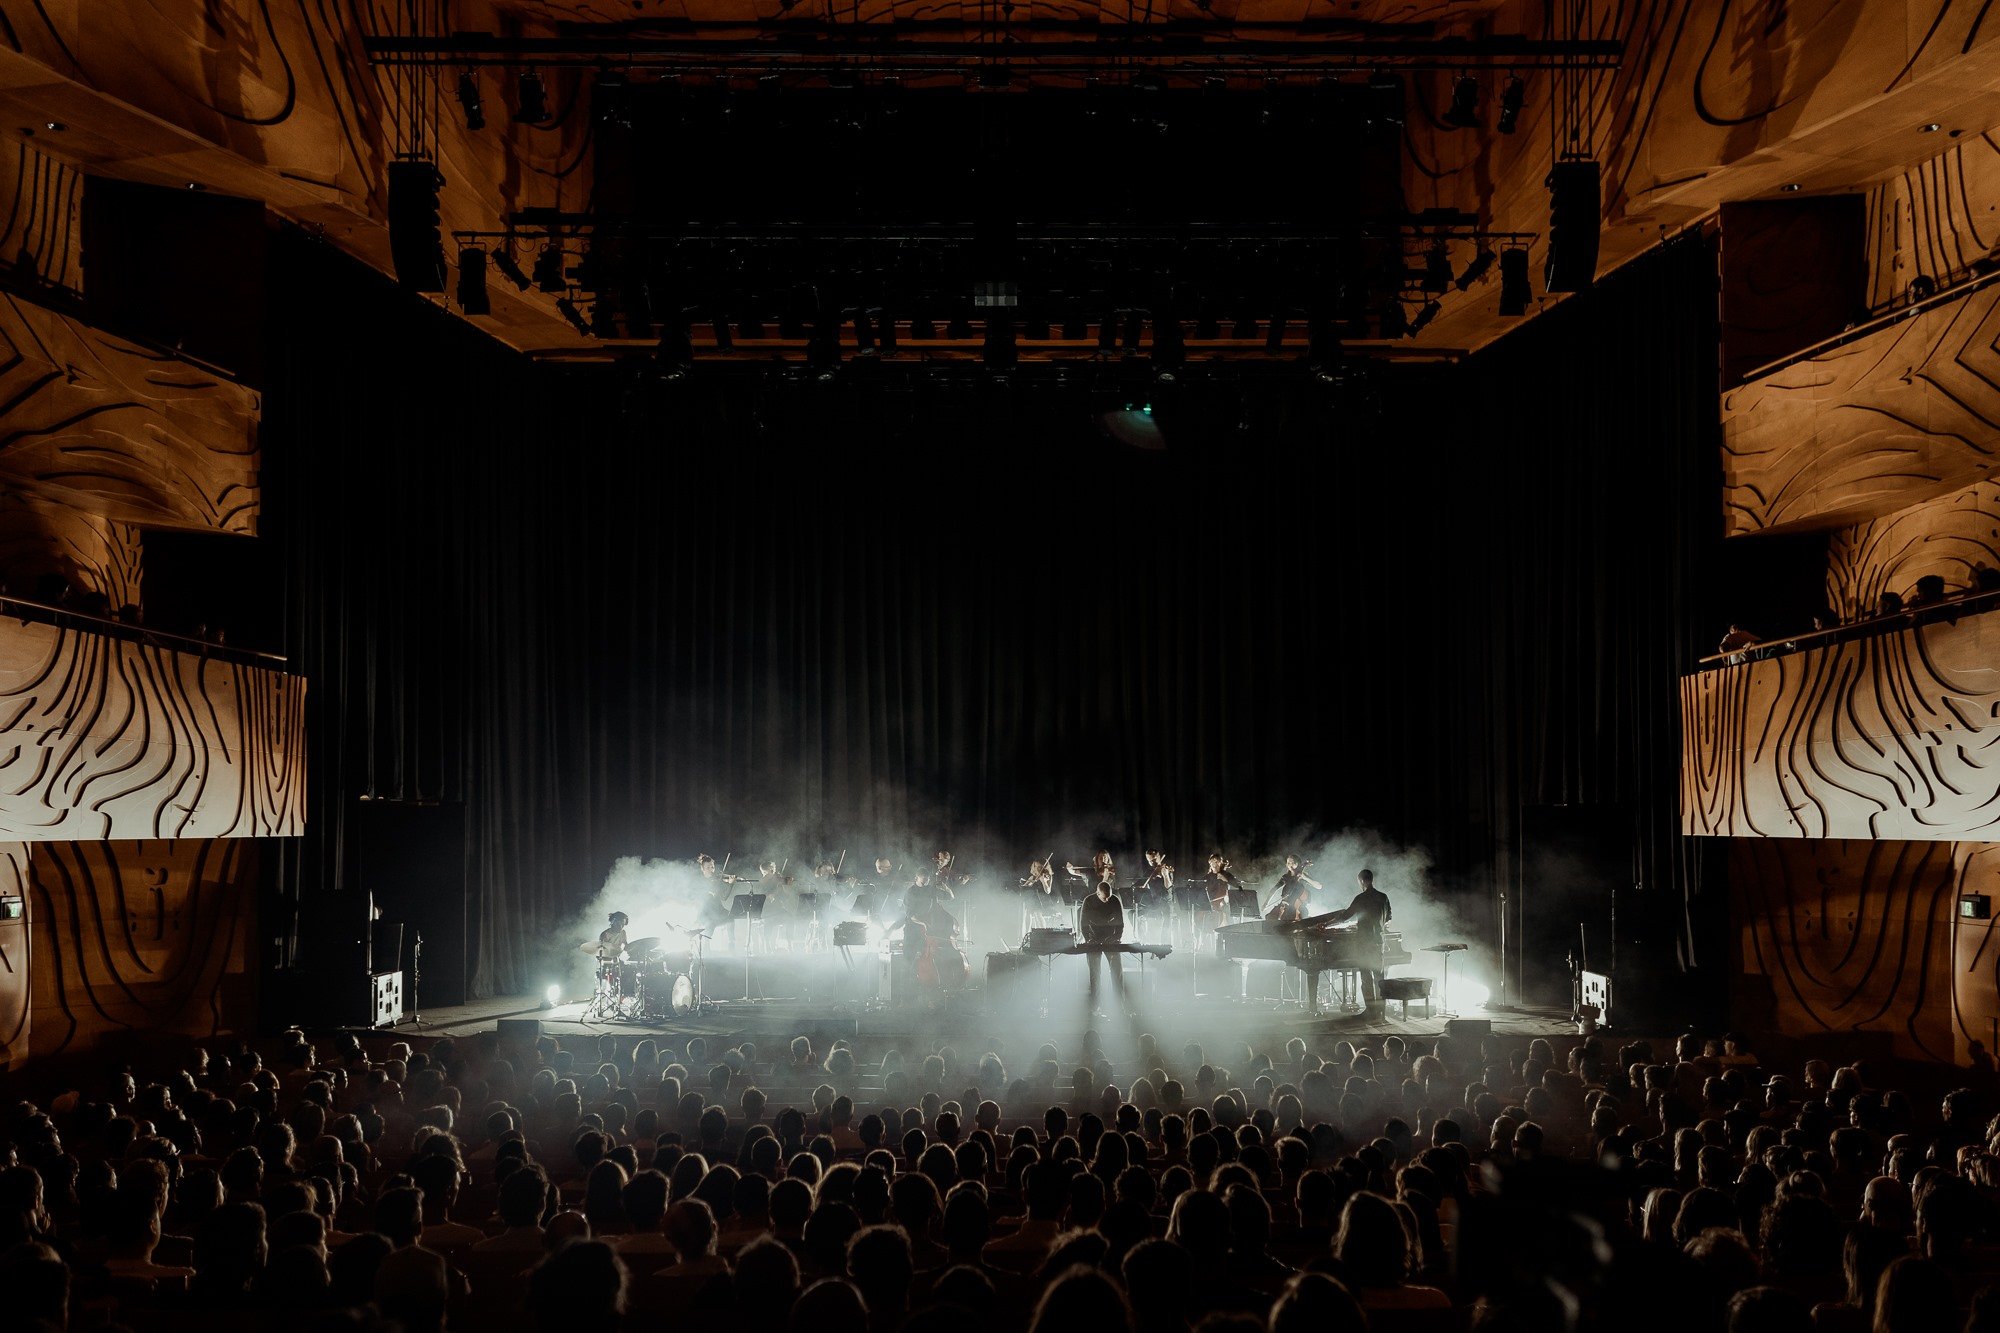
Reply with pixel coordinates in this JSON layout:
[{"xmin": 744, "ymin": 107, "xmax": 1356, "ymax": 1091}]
[
  {"xmin": 1266, "ymin": 856, "xmax": 1322, "ymax": 922},
  {"xmin": 933, "ymin": 849, "xmax": 971, "ymax": 890},
  {"xmin": 1136, "ymin": 849, "xmax": 1174, "ymax": 923},
  {"xmin": 1020, "ymin": 856, "xmax": 1062, "ymax": 928},
  {"xmin": 695, "ymin": 853, "xmax": 741, "ymax": 930}
]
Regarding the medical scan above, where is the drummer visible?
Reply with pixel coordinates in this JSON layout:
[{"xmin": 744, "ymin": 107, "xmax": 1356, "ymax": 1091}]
[{"xmin": 599, "ymin": 911, "xmax": 630, "ymax": 958}]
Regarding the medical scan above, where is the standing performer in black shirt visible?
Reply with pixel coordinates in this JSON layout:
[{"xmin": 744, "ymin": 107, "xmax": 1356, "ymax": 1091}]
[
  {"xmin": 1327, "ymin": 867, "xmax": 1393, "ymax": 1018},
  {"xmin": 1078, "ymin": 865, "xmax": 1129, "ymax": 1013}
]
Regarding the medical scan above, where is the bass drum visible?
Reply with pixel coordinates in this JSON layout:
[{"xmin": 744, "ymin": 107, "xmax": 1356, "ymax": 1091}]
[{"xmin": 637, "ymin": 965, "xmax": 695, "ymax": 1019}]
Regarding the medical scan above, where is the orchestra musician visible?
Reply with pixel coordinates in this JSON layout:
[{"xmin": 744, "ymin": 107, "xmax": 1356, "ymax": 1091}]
[
  {"xmin": 1078, "ymin": 865, "xmax": 1129, "ymax": 1012},
  {"xmin": 1327, "ymin": 867, "xmax": 1393, "ymax": 1019},
  {"xmin": 1135, "ymin": 849, "xmax": 1174, "ymax": 930},
  {"xmin": 695, "ymin": 854, "xmax": 739, "ymax": 929},
  {"xmin": 1200, "ymin": 853, "xmax": 1246, "ymax": 944},
  {"xmin": 1266, "ymin": 856, "xmax": 1322, "ymax": 922},
  {"xmin": 1020, "ymin": 858, "xmax": 1062, "ymax": 929}
]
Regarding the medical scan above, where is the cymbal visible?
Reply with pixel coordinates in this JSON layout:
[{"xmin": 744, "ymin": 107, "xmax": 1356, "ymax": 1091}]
[
  {"xmin": 625, "ymin": 936, "xmax": 662, "ymax": 956},
  {"xmin": 1423, "ymin": 943, "xmax": 1469, "ymax": 952},
  {"xmin": 579, "ymin": 941, "xmax": 612, "ymax": 954}
]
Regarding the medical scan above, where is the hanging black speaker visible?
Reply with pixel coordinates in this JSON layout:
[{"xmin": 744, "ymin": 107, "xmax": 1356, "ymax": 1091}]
[
  {"xmin": 387, "ymin": 159, "xmax": 446, "ymax": 293},
  {"xmin": 1544, "ymin": 159, "xmax": 1601, "ymax": 294}
]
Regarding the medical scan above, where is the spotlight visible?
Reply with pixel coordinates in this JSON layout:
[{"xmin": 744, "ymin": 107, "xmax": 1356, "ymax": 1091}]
[
  {"xmin": 456, "ymin": 247, "xmax": 491, "ymax": 315},
  {"xmin": 492, "ymin": 247, "xmax": 531, "ymax": 290},
  {"xmin": 1409, "ymin": 299, "xmax": 1441, "ymax": 335},
  {"xmin": 514, "ymin": 70, "xmax": 552, "ymax": 124},
  {"xmin": 456, "ymin": 71, "xmax": 485, "ymax": 130},
  {"xmin": 595, "ymin": 73, "xmax": 633, "ymax": 130},
  {"xmin": 1366, "ymin": 71, "xmax": 1405, "ymax": 127},
  {"xmin": 1444, "ymin": 75, "xmax": 1479, "ymax": 129},
  {"xmin": 543, "ymin": 984, "xmax": 561, "ymax": 1009},
  {"xmin": 1498, "ymin": 76, "xmax": 1525, "ymax": 134},
  {"xmin": 532, "ymin": 244, "xmax": 565, "ymax": 293},
  {"xmin": 1456, "ymin": 249, "xmax": 1497, "ymax": 290},
  {"xmin": 1100, "ymin": 402, "xmax": 1166, "ymax": 451},
  {"xmin": 1423, "ymin": 242, "xmax": 1452, "ymax": 294},
  {"xmin": 555, "ymin": 296, "xmax": 591, "ymax": 336},
  {"xmin": 1498, "ymin": 248, "xmax": 1531, "ymax": 315},
  {"xmin": 655, "ymin": 316, "xmax": 694, "ymax": 380}
]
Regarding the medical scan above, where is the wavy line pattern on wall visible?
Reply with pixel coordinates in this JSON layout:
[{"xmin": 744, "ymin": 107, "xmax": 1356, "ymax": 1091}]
[
  {"xmin": 25, "ymin": 838, "xmax": 257, "ymax": 1059},
  {"xmin": 1729, "ymin": 837, "xmax": 1958, "ymax": 1062},
  {"xmin": 1682, "ymin": 607, "xmax": 2000, "ymax": 839},
  {"xmin": 0, "ymin": 619, "xmax": 305, "ymax": 842},
  {"xmin": 1826, "ymin": 480, "xmax": 2000, "ymax": 620}
]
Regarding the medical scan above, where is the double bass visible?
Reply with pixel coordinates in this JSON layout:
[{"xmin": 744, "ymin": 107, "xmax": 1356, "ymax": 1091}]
[{"xmin": 912, "ymin": 902, "xmax": 969, "ymax": 990}]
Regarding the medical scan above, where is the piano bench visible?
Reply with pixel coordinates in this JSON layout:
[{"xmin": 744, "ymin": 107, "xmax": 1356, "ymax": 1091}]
[{"xmin": 1378, "ymin": 976, "xmax": 1433, "ymax": 1020}]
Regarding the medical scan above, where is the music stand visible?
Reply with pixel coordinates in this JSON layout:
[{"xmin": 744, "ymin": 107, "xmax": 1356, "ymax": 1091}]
[
  {"xmin": 1226, "ymin": 888, "xmax": 1260, "ymax": 920},
  {"xmin": 850, "ymin": 892, "xmax": 876, "ymax": 921},
  {"xmin": 731, "ymin": 894, "xmax": 766, "ymax": 1000}
]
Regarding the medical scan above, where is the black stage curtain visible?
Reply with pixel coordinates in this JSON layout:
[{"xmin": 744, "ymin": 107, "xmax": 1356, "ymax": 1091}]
[{"xmin": 271, "ymin": 229, "xmax": 1722, "ymax": 1000}]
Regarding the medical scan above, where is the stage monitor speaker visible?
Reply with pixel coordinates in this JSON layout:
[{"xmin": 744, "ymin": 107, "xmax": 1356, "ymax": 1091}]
[
  {"xmin": 356, "ymin": 801, "xmax": 469, "ymax": 1007},
  {"xmin": 1445, "ymin": 1017, "xmax": 1492, "ymax": 1039},
  {"xmin": 370, "ymin": 971, "xmax": 405, "ymax": 1027},
  {"xmin": 1544, "ymin": 159, "xmax": 1601, "ymax": 293},
  {"xmin": 496, "ymin": 1018, "xmax": 543, "ymax": 1042}
]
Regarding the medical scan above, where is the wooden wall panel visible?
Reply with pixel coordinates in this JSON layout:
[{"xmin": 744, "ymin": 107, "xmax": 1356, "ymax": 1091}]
[
  {"xmin": 0, "ymin": 289, "xmax": 260, "ymax": 534},
  {"xmin": 1719, "ymin": 280, "xmax": 2000, "ymax": 535},
  {"xmin": 1951, "ymin": 841, "xmax": 2000, "ymax": 1065},
  {"xmin": 0, "ymin": 140, "xmax": 81, "ymax": 296},
  {"xmin": 25, "ymin": 838, "xmax": 257, "ymax": 1059},
  {"xmin": 1729, "ymin": 838, "xmax": 1958, "ymax": 1063},
  {"xmin": 0, "ymin": 841, "xmax": 27, "ymax": 1067},
  {"xmin": 0, "ymin": 618, "xmax": 305, "ymax": 841},
  {"xmin": 1681, "ymin": 607, "xmax": 2000, "ymax": 840},
  {"xmin": 1866, "ymin": 132, "xmax": 2000, "ymax": 313},
  {"xmin": 0, "ymin": 488, "xmax": 142, "ymax": 608},
  {"xmin": 1826, "ymin": 479, "xmax": 2000, "ymax": 620}
]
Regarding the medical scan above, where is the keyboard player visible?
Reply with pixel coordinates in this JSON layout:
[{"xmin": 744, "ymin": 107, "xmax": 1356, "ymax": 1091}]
[
  {"xmin": 1327, "ymin": 868, "xmax": 1392, "ymax": 1019},
  {"xmin": 1078, "ymin": 866, "xmax": 1130, "ymax": 1013}
]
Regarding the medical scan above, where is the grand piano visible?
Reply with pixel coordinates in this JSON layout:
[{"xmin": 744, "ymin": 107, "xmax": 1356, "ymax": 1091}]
[{"xmin": 1213, "ymin": 913, "xmax": 1412, "ymax": 1010}]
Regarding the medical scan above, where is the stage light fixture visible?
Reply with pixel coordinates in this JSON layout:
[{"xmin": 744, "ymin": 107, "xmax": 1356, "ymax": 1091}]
[
  {"xmin": 1498, "ymin": 76, "xmax": 1525, "ymax": 134},
  {"xmin": 456, "ymin": 247, "xmax": 491, "ymax": 315},
  {"xmin": 514, "ymin": 70, "xmax": 552, "ymax": 124},
  {"xmin": 532, "ymin": 244, "xmax": 565, "ymax": 293},
  {"xmin": 1456, "ymin": 249, "xmax": 1497, "ymax": 290},
  {"xmin": 543, "ymin": 984, "xmax": 560, "ymax": 1009},
  {"xmin": 456, "ymin": 72, "xmax": 485, "ymax": 130},
  {"xmin": 1367, "ymin": 71, "xmax": 1406, "ymax": 127},
  {"xmin": 555, "ymin": 296, "xmax": 591, "ymax": 335},
  {"xmin": 1499, "ymin": 247, "xmax": 1531, "ymax": 315},
  {"xmin": 1423, "ymin": 242, "xmax": 1452, "ymax": 294},
  {"xmin": 492, "ymin": 247, "xmax": 531, "ymax": 291},
  {"xmin": 1444, "ymin": 76, "xmax": 1480, "ymax": 128},
  {"xmin": 1409, "ymin": 300, "xmax": 1441, "ymax": 335}
]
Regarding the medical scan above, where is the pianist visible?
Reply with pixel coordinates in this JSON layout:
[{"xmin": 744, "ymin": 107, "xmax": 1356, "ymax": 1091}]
[
  {"xmin": 1079, "ymin": 866, "xmax": 1130, "ymax": 1013},
  {"xmin": 1327, "ymin": 868, "xmax": 1393, "ymax": 1020}
]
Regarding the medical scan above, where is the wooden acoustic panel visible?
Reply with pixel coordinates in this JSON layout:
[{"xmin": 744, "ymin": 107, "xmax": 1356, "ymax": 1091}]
[
  {"xmin": 1719, "ymin": 280, "xmax": 2000, "ymax": 535},
  {"xmin": 1866, "ymin": 132, "xmax": 2000, "ymax": 314},
  {"xmin": 1682, "ymin": 607, "xmax": 2000, "ymax": 840},
  {"xmin": 0, "ymin": 140, "xmax": 80, "ymax": 295},
  {"xmin": 1826, "ymin": 479, "xmax": 2000, "ymax": 620},
  {"xmin": 0, "ymin": 841, "xmax": 27, "ymax": 1066},
  {"xmin": 1951, "ymin": 841, "xmax": 2000, "ymax": 1065},
  {"xmin": 0, "ymin": 289, "xmax": 259, "ymax": 534},
  {"xmin": 25, "ymin": 838, "xmax": 258, "ymax": 1059},
  {"xmin": 0, "ymin": 618, "xmax": 305, "ymax": 841},
  {"xmin": 0, "ymin": 487, "xmax": 141, "ymax": 608},
  {"xmin": 1729, "ymin": 838, "xmax": 1958, "ymax": 1063}
]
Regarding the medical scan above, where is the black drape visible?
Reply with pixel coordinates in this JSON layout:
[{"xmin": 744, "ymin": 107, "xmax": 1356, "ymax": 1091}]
[{"xmin": 272, "ymin": 229, "xmax": 1722, "ymax": 1000}]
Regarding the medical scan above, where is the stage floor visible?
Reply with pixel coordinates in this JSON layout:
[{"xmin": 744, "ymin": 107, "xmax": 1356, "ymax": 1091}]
[{"xmin": 401, "ymin": 990, "xmax": 1577, "ymax": 1050}]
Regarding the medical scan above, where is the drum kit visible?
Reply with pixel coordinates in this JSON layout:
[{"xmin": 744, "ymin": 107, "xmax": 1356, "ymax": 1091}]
[{"xmin": 580, "ymin": 925, "xmax": 713, "ymax": 1022}]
